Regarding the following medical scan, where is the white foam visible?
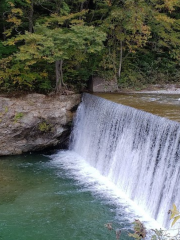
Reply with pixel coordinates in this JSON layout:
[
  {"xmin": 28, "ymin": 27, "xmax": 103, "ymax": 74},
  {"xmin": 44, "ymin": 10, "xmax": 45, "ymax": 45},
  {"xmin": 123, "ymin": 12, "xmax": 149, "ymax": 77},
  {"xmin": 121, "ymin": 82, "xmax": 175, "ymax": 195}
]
[
  {"xmin": 50, "ymin": 150, "xmax": 164, "ymax": 230},
  {"xmin": 69, "ymin": 93, "xmax": 180, "ymax": 229}
]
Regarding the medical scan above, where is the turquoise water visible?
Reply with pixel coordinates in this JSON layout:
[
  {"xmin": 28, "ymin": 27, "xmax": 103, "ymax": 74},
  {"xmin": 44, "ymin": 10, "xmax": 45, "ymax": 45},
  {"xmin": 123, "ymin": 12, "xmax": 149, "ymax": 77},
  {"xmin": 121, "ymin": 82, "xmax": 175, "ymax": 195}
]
[{"xmin": 0, "ymin": 152, "xmax": 132, "ymax": 240}]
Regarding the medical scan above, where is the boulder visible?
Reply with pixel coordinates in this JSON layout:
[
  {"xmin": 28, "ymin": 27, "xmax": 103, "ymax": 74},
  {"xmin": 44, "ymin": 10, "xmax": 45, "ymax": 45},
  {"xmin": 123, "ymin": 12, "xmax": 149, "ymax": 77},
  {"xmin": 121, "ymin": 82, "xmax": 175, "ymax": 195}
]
[{"xmin": 0, "ymin": 93, "xmax": 81, "ymax": 155}]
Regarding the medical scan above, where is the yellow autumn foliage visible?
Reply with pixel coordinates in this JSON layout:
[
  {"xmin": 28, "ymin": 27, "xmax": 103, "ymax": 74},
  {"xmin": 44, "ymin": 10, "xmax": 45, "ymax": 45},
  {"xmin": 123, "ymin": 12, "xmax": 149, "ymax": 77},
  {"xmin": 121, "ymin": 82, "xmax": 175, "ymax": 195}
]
[{"xmin": 170, "ymin": 204, "xmax": 180, "ymax": 227}]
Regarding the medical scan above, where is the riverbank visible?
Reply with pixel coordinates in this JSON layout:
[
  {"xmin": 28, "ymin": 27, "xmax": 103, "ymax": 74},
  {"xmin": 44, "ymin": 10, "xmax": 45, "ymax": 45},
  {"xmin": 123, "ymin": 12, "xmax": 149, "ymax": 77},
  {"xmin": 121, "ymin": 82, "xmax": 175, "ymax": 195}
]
[{"xmin": 0, "ymin": 93, "xmax": 81, "ymax": 156}]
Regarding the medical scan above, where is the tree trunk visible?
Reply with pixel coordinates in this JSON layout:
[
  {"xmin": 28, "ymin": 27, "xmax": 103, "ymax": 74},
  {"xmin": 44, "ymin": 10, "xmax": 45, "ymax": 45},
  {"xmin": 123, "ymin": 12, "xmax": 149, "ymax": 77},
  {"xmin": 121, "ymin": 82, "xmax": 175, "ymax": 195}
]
[
  {"xmin": 118, "ymin": 40, "xmax": 123, "ymax": 79},
  {"xmin": 80, "ymin": 1, "xmax": 84, "ymax": 11},
  {"xmin": 60, "ymin": 59, "xmax": 63, "ymax": 85},
  {"xmin": 55, "ymin": 59, "xmax": 64, "ymax": 92},
  {"xmin": 79, "ymin": 1, "xmax": 85, "ymax": 19},
  {"xmin": 55, "ymin": 0, "xmax": 62, "ymax": 15},
  {"xmin": 28, "ymin": 0, "xmax": 34, "ymax": 33},
  {"xmin": 55, "ymin": 60, "xmax": 61, "ymax": 92},
  {"xmin": 2, "ymin": 13, "xmax": 6, "ymax": 40}
]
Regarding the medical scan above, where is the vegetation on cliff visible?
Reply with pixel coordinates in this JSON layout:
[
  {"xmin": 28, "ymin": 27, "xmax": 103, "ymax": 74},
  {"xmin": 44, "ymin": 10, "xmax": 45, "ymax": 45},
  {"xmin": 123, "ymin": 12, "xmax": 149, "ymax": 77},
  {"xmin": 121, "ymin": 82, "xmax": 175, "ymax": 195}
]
[{"xmin": 1, "ymin": 0, "xmax": 180, "ymax": 93}]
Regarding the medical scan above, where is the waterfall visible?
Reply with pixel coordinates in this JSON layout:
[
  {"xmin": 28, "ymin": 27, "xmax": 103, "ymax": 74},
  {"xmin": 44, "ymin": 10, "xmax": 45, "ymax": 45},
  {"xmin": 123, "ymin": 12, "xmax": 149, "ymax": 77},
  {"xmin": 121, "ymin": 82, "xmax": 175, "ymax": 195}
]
[{"xmin": 70, "ymin": 93, "xmax": 180, "ymax": 229}]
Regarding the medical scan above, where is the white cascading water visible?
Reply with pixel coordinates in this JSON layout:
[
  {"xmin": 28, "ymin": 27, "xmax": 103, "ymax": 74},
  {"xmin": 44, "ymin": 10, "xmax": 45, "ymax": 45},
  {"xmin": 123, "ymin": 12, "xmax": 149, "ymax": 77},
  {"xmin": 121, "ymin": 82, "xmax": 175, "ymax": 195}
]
[{"xmin": 69, "ymin": 93, "xmax": 180, "ymax": 229}]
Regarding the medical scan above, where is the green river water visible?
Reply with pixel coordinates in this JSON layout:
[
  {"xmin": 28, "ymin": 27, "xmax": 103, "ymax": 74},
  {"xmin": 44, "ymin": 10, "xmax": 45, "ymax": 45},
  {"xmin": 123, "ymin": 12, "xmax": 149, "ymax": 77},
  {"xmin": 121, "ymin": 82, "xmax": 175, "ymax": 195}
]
[{"xmin": 0, "ymin": 153, "xmax": 132, "ymax": 240}]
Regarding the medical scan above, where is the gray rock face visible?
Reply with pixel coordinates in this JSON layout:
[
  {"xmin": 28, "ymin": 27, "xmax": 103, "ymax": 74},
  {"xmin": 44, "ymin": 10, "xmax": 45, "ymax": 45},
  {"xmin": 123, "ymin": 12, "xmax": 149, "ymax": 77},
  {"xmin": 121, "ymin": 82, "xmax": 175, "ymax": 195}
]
[
  {"xmin": 0, "ymin": 93, "xmax": 81, "ymax": 155},
  {"xmin": 89, "ymin": 76, "xmax": 118, "ymax": 92}
]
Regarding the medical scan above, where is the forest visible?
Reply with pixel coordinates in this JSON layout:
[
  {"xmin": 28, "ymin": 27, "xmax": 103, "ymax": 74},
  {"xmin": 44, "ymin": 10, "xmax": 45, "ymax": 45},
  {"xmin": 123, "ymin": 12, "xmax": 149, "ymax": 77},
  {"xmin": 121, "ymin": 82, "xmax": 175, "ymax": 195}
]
[{"xmin": 0, "ymin": 0, "xmax": 180, "ymax": 93}]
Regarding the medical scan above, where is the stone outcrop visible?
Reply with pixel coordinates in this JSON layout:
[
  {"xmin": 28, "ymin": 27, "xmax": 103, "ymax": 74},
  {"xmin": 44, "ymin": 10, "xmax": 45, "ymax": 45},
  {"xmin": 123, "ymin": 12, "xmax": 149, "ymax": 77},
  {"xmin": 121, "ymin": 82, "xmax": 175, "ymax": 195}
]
[
  {"xmin": 0, "ymin": 93, "xmax": 81, "ymax": 155},
  {"xmin": 88, "ymin": 76, "xmax": 118, "ymax": 92}
]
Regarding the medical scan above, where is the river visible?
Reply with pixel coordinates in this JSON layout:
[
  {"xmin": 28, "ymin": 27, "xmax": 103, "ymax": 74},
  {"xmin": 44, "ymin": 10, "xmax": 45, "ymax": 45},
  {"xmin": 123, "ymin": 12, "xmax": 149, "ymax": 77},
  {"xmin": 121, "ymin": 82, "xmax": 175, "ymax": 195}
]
[
  {"xmin": 1, "ymin": 92, "xmax": 179, "ymax": 239},
  {"xmin": 0, "ymin": 153, "xmax": 135, "ymax": 240},
  {"xmin": 95, "ymin": 93, "xmax": 180, "ymax": 122}
]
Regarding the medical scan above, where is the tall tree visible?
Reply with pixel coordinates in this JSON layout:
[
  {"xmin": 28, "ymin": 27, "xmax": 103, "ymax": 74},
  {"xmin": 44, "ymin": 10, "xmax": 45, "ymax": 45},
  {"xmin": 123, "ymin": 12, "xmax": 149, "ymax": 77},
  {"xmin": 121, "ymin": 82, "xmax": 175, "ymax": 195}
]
[
  {"xmin": 1, "ymin": 0, "xmax": 180, "ymax": 92},
  {"xmin": 3, "ymin": 11, "xmax": 106, "ymax": 91},
  {"xmin": 101, "ymin": 0, "xmax": 151, "ymax": 80}
]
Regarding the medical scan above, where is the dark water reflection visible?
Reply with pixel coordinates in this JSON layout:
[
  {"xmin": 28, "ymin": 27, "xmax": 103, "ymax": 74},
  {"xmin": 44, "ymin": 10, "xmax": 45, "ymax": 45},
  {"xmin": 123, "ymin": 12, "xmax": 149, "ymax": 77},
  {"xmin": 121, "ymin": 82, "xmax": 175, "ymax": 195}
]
[{"xmin": 95, "ymin": 93, "xmax": 180, "ymax": 123}]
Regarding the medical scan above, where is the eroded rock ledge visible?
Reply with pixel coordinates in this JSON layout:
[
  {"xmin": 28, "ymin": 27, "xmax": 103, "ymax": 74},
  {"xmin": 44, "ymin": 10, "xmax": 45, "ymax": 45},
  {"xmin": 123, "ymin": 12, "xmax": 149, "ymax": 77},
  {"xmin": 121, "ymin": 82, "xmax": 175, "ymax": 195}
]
[{"xmin": 0, "ymin": 93, "xmax": 81, "ymax": 155}]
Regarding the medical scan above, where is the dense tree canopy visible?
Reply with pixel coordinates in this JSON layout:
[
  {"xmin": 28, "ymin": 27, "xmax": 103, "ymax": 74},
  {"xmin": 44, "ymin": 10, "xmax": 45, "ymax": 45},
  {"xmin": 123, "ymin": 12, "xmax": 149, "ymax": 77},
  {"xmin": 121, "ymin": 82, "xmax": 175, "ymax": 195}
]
[{"xmin": 0, "ymin": 0, "xmax": 180, "ymax": 92}]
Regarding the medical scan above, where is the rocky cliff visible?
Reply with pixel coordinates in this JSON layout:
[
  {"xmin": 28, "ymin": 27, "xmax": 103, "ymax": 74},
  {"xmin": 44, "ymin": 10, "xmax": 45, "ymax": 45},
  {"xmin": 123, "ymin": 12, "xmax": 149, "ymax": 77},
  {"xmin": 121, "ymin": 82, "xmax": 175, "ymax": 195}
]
[{"xmin": 0, "ymin": 93, "xmax": 81, "ymax": 155}]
